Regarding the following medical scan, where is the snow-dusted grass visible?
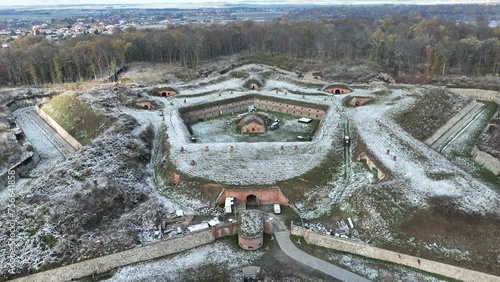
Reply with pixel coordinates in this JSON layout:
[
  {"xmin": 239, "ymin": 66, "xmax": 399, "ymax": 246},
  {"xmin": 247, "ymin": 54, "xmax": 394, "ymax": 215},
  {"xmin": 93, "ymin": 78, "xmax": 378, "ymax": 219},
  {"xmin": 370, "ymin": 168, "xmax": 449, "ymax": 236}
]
[
  {"xmin": 292, "ymin": 233, "xmax": 447, "ymax": 282},
  {"xmin": 189, "ymin": 111, "xmax": 318, "ymax": 143},
  {"xmin": 129, "ymin": 64, "xmax": 500, "ymax": 216},
  {"xmin": 326, "ymin": 252, "xmax": 448, "ymax": 282},
  {"xmin": 347, "ymin": 89, "xmax": 500, "ymax": 214},
  {"xmin": 3, "ymin": 63, "xmax": 499, "ymax": 280},
  {"xmin": 394, "ymin": 88, "xmax": 472, "ymax": 141},
  {"xmin": 0, "ymin": 114, "xmax": 179, "ymax": 279},
  {"xmin": 176, "ymin": 78, "xmax": 242, "ymax": 96},
  {"xmin": 145, "ymin": 76, "xmax": 345, "ymax": 185},
  {"xmin": 104, "ymin": 239, "xmax": 264, "ymax": 282}
]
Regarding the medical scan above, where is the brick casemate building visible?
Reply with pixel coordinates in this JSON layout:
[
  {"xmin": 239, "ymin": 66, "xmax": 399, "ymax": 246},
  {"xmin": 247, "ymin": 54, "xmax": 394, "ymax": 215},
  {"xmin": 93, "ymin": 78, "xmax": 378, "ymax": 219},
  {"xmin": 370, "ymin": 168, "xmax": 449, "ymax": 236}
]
[
  {"xmin": 134, "ymin": 100, "xmax": 154, "ymax": 110},
  {"xmin": 324, "ymin": 84, "xmax": 351, "ymax": 94},
  {"xmin": 244, "ymin": 77, "xmax": 265, "ymax": 90},
  {"xmin": 157, "ymin": 87, "xmax": 178, "ymax": 97},
  {"xmin": 238, "ymin": 209, "xmax": 264, "ymax": 250},
  {"xmin": 180, "ymin": 94, "xmax": 328, "ymax": 123},
  {"xmin": 237, "ymin": 113, "xmax": 267, "ymax": 134}
]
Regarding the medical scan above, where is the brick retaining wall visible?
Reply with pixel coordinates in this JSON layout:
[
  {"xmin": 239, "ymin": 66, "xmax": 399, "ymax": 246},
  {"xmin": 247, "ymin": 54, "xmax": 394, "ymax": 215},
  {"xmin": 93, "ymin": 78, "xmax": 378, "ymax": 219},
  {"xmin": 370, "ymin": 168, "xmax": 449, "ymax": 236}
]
[
  {"xmin": 472, "ymin": 146, "xmax": 500, "ymax": 175},
  {"xmin": 448, "ymin": 88, "xmax": 500, "ymax": 105}
]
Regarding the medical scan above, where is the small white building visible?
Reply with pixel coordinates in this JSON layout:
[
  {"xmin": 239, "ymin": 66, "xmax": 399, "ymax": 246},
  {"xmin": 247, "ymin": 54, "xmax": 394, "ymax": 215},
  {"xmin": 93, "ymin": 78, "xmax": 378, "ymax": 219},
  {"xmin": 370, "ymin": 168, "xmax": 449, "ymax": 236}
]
[
  {"xmin": 208, "ymin": 218, "xmax": 221, "ymax": 226},
  {"xmin": 298, "ymin": 117, "xmax": 312, "ymax": 124},
  {"xmin": 187, "ymin": 222, "xmax": 209, "ymax": 232},
  {"xmin": 225, "ymin": 197, "xmax": 234, "ymax": 213}
]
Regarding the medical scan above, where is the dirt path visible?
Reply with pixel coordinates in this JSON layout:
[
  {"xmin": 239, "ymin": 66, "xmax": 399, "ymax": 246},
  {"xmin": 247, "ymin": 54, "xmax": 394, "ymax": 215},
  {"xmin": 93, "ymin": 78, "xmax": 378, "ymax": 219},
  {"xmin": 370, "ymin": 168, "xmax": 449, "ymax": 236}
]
[{"xmin": 274, "ymin": 231, "xmax": 371, "ymax": 282}]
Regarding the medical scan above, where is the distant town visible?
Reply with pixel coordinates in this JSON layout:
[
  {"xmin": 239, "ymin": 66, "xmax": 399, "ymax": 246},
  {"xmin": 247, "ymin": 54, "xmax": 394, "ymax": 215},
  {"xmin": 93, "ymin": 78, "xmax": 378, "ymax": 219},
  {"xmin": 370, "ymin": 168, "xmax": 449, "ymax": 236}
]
[
  {"xmin": 0, "ymin": 4, "xmax": 498, "ymax": 47},
  {"xmin": 0, "ymin": 7, "xmax": 289, "ymax": 45}
]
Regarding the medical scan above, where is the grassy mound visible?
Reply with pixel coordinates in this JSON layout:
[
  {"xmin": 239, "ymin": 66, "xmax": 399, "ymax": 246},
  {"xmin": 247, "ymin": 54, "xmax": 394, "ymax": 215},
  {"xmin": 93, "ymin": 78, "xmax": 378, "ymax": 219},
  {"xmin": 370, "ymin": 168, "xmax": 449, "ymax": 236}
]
[
  {"xmin": 41, "ymin": 93, "xmax": 112, "ymax": 144},
  {"xmin": 229, "ymin": 71, "xmax": 248, "ymax": 79},
  {"xmin": 394, "ymin": 88, "xmax": 472, "ymax": 141}
]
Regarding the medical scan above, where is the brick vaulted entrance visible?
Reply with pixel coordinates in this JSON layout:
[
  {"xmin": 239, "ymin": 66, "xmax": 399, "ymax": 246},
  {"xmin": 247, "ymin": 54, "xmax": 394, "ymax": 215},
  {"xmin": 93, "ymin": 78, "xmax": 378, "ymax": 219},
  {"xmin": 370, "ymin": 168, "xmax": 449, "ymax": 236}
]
[{"xmin": 217, "ymin": 187, "xmax": 288, "ymax": 206}]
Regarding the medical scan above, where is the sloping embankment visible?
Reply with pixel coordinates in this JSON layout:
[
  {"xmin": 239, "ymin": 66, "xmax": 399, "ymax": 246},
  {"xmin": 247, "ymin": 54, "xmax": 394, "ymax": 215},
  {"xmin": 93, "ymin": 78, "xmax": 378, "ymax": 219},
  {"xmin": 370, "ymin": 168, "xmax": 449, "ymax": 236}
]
[{"xmin": 40, "ymin": 93, "xmax": 112, "ymax": 145}]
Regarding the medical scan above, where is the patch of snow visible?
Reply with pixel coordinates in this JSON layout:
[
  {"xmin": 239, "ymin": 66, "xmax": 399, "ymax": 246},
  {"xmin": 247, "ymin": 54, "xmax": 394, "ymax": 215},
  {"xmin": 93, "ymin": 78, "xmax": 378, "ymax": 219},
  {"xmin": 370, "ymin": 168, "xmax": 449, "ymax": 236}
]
[
  {"xmin": 346, "ymin": 88, "xmax": 500, "ymax": 215},
  {"xmin": 144, "ymin": 81, "xmax": 346, "ymax": 185},
  {"xmin": 103, "ymin": 240, "xmax": 264, "ymax": 281}
]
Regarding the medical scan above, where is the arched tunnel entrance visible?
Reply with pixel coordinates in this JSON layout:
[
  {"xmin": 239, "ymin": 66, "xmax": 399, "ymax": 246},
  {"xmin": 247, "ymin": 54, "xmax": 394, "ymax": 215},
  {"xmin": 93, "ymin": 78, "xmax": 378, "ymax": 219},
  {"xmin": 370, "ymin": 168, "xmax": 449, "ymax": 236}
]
[
  {"xmin": 246, "ymin": 194, "xmax": 258, "ymax": 209},
  {"xmin": 335, "ymin": 89, "xmax": 340, "ymax": 94}
]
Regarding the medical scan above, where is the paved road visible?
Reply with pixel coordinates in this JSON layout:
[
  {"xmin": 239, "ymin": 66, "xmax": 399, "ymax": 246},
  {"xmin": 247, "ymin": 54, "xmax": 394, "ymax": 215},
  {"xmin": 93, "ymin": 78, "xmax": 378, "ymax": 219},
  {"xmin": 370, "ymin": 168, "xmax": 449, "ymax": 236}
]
[
  {"xmin": 13, "ymin": 107, "xmax": 75, "ymax": 159},
  {"xmin": 431, "ymin": 102, "xmax": 485, "ymax": 152},
  {"xmin": 274, "ymin": 231, "xmax": 371, "ymax": 282}
]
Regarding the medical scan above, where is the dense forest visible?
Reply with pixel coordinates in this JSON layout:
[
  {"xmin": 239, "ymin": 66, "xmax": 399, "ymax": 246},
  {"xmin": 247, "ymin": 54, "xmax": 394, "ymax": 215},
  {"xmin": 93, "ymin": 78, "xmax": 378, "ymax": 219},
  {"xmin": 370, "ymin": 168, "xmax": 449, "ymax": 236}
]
[
  {"xmin": 0, "ymin": 13, "xmax": 499, "ymax": 86},
  {"xmin": 286, "ymin": 4, "xmax": 499, "ymax": 22}
]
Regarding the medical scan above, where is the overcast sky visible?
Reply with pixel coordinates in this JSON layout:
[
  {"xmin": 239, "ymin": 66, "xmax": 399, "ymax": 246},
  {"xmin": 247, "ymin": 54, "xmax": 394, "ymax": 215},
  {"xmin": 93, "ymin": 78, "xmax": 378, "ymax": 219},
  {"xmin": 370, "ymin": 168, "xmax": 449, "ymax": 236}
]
[{"xmin": 0, "ymin": 0, "xmax": 495, "ymax": 7}]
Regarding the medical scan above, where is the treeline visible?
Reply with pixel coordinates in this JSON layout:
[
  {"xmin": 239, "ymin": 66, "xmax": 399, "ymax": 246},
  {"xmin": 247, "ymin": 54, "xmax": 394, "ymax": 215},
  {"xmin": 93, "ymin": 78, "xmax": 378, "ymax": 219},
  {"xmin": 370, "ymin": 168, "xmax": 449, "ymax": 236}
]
[
  {"xmin": 0, "ymin": 14, "xmax": 499, "ymax": 86},
  {"xmin": 287, "ymin": 4, "xmax": 499, "ymax": 22}
]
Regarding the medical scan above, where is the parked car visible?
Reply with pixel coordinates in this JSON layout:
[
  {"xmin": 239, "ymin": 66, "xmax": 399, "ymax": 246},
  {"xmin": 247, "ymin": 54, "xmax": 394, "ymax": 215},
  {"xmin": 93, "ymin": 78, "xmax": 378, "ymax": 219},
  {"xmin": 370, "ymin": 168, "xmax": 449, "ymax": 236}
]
[
  {"xmin": 270, "ymin": 122, "xmax": 279, "ymax": 130},
  {"xmin": 274, "ymin": 204, "xmax": 281, "ymax": 214},
  {"xmin": 344, "ymin": 136, "xmax": 350, "ymax": 146}
]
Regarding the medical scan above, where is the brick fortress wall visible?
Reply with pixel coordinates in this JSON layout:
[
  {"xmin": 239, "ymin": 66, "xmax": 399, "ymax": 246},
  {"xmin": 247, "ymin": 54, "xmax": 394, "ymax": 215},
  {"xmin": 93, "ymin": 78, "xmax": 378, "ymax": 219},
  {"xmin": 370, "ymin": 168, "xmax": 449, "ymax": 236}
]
[{"xmin": 180, "ymin": 95, "xmax": 327, "ymax": 123}]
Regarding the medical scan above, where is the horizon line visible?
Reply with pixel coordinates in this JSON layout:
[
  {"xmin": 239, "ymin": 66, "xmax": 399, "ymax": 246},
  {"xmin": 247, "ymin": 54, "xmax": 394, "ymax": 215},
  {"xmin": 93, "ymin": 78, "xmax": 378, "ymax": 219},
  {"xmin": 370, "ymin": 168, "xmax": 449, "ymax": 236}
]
[{"xmin": 0, "ymin": 1, "xmax": 498, "ymax": 8}]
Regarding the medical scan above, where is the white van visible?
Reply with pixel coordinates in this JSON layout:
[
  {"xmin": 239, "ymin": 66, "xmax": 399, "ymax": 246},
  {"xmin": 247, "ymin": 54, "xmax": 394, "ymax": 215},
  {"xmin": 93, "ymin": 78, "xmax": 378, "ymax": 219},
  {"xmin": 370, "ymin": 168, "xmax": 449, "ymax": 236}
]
[{"xmin": 273, "ymin": 204, "xmax": 281, "ymax": 214}]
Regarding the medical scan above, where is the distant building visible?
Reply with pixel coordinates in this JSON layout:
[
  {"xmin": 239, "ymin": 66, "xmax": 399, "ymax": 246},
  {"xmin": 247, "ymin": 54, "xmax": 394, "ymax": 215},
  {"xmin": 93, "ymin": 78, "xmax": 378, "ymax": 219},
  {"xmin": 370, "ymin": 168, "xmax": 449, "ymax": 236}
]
[
  {"xmin": 323, "ymin": 84, "xmax": 351, "ymax": 94},
  {"xmin": 134, "ymin": 100, "xmax": 154, "ymax": 110},
  {"xmin": 157, "ymin": 87, "xmax": 178, "ymax": 97}
]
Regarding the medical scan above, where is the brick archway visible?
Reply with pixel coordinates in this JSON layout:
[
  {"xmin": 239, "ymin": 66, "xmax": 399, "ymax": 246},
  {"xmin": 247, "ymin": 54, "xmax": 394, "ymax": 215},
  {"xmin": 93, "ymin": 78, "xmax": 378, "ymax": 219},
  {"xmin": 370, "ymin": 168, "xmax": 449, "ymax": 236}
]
[
  {"xmin": 246, "ymin": 194, "xmax": 257, "ymax": 205},
  {"xmin": 211, "ymin": 223, "xmax": 234, "ymax": 238},
  {"xmin": 216, "ymin": 188, "xmax": 289, "ymax": 206}
]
